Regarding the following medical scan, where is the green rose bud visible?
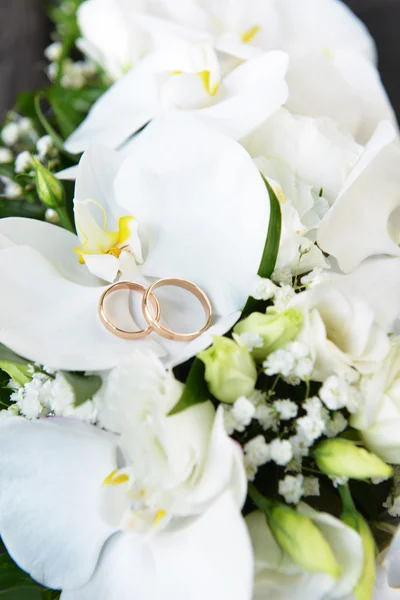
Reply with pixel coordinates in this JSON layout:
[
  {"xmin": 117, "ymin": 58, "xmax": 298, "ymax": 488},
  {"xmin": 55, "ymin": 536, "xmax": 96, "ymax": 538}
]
[
  {"xmin": 33, "ymin": 158, "xmax": 65, "ymax": 209},
  {"xmin": 314, "ymin": 439, "xmax": 393, "ymax": 481},
  {"xmin": 268, "ymin": 503, "xmax": 341, "ymax": 578},
  {"xmin": 198, "ymin": 336, "xmax": 257, "ymax": 404},
  {"xmin": 233, "ymin": 307, "xmax": 303, "ymax": 361},
  {"xmin": 341, "ymin": 510, "xmax": 376, "ymax": 600}
]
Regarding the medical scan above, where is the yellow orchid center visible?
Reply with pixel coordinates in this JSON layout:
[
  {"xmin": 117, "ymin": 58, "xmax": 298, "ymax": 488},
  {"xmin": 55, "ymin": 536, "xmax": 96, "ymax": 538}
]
[
  {"xmin": 241, "ymin": 25, "xmax": 261, "ymax": 44},
  {"xmin": 102, "ymin": 469, "xmax": 130, "ymax": 486},
  {"xmin": 74, "ymin": 200, "xmax": 141, "ymax": 265},
  {"xmin": 198, "ymin": 70, "xmax": 220, "ymax": 96}
]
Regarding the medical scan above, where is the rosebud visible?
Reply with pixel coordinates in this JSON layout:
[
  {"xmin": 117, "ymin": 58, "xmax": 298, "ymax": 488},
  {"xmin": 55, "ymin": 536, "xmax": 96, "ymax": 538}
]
[
  {"xmin": 341, "ymin": 510, "xmax": 376, "ymax": 600},
  {"xmin": 33, "ymin": 158, "xmax": 65, "ymax": 208},
  {"xmin": 233, "ymin": 307, "xmax": 303, "ymax": 361},
  {"xmin": 314, "ymin": 439, "xmax": 393, "ymax": 481},
  {"xmin": 198, "ymin": 336, "xmax": 257, "ymax": 404},
  {"xmin": 268, "ymin": 503, "xmax": 341, "ymax": 578}
]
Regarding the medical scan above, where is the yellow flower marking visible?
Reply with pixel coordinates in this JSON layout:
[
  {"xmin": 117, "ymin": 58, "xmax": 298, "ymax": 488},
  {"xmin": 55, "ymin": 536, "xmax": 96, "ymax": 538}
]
[
  {"xmin": 102, "ymin": 469, "xmax": 130, "ymax": 486},
  {"xmin": 241, "ymin": 25, "xmax": 261, "ymax": 44},
  {"xmin": 153, "ymin": 509, "xmax": 167, "ymax": 529},
  {"xmin": 74, "ymin": 200, "xmax": 137, "ymax": 264},
  {"xmin": 199, "ymin": 70, "xmax": 220, "ymax": 96}
]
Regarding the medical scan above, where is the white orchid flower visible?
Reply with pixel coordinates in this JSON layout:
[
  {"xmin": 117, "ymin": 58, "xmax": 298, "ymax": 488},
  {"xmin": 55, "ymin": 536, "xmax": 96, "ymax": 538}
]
[
  {"xmin": 138, "ymin": 0, "xmax": 375, "ymax": 63},
  {"xmin": 77, "ymin": 0, "xmax": 151, "ymax": 80},
  {"xmin": 0, "ymin": 115, "xmax": 270, "ymax": 371},
  {"xmin": 64, "ymin": 42, "xmax": 288, "ymax": 153},
  {"xmin": 242, "ymin": 107, "xmax": 363, "ymax": 274},
  {"xmin": 318, "ymin": 121, "xmax": 400, "ymax": 273},
  {"xmin": 291, "ymin": 281, "xmax": 390, "ymax": 382},
  {"xmin": 0, "ymin": 351, "xmax": 252, "ymax": 600},
  {"xmin": 246, "ymin": 506, "xmax": 363, "ymax": 600},
  {"xmin": 132, "ymin": 0, "xmax": 395, "ymax": 142}
]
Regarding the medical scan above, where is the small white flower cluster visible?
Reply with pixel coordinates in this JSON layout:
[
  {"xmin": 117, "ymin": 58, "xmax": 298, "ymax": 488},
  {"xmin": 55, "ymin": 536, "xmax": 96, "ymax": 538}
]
[
  {"xmin": 301, "ymin": 267, "xmax": 330, "ymax": 288},
  {"xmin": 252, "ymin": 276, "xmax": 295, "ymax": 309},
  {"xmin": 1, "ymin": 117, "xmax": 37, "ymax": 148},
  {"xmin": 0, "ymin": 176, "xmax": 22, "ymax": 199},
  {"xmin": 263, "ymin": 341, "xmax": 314, "ymax": 382},
  {"xmin": 384, "ymin": 467, "xmax": 400, "ymax": 517},
  {"xmin": 278, "ymin": 474, "xmax": 320, "ymax": 505},
  {"xmin": 46, "ymin": 56, "xmax": 98, "ymax": 89},
  {"xmin": 319, "ymin": 374, "xmax": 361, "ymax": 414},
  {"xmin": 1, "ymin": 369, "xmax": 97, "ymax": 424},
  {"xmin": 236, "ymin": 331, "xmax": 264, "ymax": 352}
]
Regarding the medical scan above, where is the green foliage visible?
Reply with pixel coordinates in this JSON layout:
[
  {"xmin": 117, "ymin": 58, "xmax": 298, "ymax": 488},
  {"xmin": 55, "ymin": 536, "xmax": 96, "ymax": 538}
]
[
  {"xmin": 169, "ymin": 359, "xmax": 209, "ymax": 415},
  {"xmin": 62, "ymin": 371, "xmax": 103, "ymax": 407},
  {"xmin": 242, "ymin": 176, "xmax": 282, "ymax": 315},
  {"xmin": 0, "ymin": 549, "xmax": 61, "ymax": 599}
]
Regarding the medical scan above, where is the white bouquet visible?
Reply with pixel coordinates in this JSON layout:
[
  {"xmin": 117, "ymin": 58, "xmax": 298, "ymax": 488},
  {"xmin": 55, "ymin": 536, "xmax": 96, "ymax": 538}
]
[{"xmin": 0, "ymin": 1, "xmax": 399, "ymax": 599}]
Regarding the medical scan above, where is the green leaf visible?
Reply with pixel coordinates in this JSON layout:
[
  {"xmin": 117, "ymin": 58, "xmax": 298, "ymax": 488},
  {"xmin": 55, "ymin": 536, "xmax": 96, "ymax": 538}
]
[
  {"xmin": 61, "ymin": 372, "xmax": 102, "ymax": 407},
  {"xmin": 168, "ymin": 359, "xmax": 209, "ymax": 416},
  {"xmin": 34, "ymin": 96, "xmax": 76, "ymax": 160},
  {"xmin": 0, "ymin": 344, "xmax": 31, "ymax": 383},
  {"xmin": 0, "ymin": 589, "xmax": 44, "ymax": 600},
  {"xmin": 0, "ymin": 553, "xmax": 36, "ymax": 589},
  {"xmin": 47, "ymin": 89, "xmax": 83, "ymax": 139},
  {"xmin": 0, "ymin": 344, "xmax": 29, "ymax": 366},
  {"xmin": 242, "ymin": 175, "xmax": 282, "ymax": 316},
  {"xmin": 0, "ymin": 164, "xmax": 15, "ymax": 179}
]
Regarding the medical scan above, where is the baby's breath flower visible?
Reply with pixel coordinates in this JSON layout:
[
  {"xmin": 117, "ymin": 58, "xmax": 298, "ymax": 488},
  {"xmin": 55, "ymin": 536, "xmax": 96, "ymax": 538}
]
[
  {"xmin": 235, "ymin": 331, "xmax": 264, "ymax": 352},
  {"xmin": 252, "ymin": 277, "xmax": 277, "ymax": 301},
  {"xmin": 231, "ymin": 396, "xmax": 255, "ymax": 429},
  {"xmin": 325, "ymin": 412, "xmax": 348, "ymax": 438},
  {"xmin": 270, "ymin": 438, "xmax": 293, "ymax": 466},
  {"xmin": 15, "ymin": 151, "xmax": 33, "ymax": 174},
  {"xmin": 278, "ymin": 474, "xmax": 304, "ymax": 504},
  {"xmin": 0, "ymin": 148, "xmax": 13, "ymax": 163},
  {"xmin": 274, "ymin": 399, "xmax": 298, "ymax": 420},
  {"xmin": 45, "ymin": 41, "xmax": 62, "ymax": 62},
  {"xmin": 1, "ymin": 122, "xmax": 19, "ymax": 147}
]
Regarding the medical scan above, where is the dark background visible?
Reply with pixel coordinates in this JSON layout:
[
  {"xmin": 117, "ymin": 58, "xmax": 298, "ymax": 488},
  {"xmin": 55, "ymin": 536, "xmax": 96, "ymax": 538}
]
[{"xmin": 0, "ymin": 0, "xmax": 399, "ymax": 120}]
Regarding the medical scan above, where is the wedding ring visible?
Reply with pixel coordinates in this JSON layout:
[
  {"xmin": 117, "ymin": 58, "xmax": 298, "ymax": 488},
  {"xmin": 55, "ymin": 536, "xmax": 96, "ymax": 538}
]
[
  {"xmin": 99, "ymin": 281, "xmax": 160, "ymax": 339},
  {"xmin": 142, "ymin": 277, "xmax": 212, "ymax": 342}
]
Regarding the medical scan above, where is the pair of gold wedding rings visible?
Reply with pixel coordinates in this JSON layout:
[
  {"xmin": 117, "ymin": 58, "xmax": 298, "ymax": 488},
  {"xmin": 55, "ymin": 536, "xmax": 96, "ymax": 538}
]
[{"xmin": 98, "ymin": 277, "xmax": 212, "ymax": 342}]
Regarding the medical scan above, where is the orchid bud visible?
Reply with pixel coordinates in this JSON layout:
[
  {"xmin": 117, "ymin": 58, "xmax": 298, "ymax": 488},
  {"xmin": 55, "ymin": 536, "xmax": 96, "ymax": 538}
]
[
  {"xmin": 234, "ymin": 307, "xmax": 303, "ymax": 361},
  {"xmin": 268, "ymin": 503, "xmax": 341, "ymax": 578},
  {"xmin": 198, "ymin": 336, "xmax": 257, "ymax": 404},
  {"xmin": 314, "ymin": 439, "xmax": 393, "ymax": 481},
  {"xmin": 341, "ymin": 510, "xmax": 376, "ymax": 600},
  {"xmin": 33, "ymin": 158, "xmax": 65, "ymax": 208}
]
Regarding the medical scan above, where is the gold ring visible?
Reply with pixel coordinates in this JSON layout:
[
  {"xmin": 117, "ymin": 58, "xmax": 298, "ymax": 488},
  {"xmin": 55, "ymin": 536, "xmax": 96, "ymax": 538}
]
[
  {"xmin": 98, "ymin": 281, "xmax": 160, "ymax": 339},
  {"xmin": 142, "ymin": 277, "xmax": 212, "ymax": 342}
]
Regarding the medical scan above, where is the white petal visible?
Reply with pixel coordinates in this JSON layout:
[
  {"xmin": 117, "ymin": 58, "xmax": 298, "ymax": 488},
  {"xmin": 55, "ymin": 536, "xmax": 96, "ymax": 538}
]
[
  {"xmin": 286, "ymin": 51, "xmax": 396, "ymax": 143},
  {"xmin": 278, "ymin": 0, "xmax": 376, "ymax": 62},
  {"xmin": 0, "ymin": 244, "xmax": 165, "ymax": 370},
  {"xmin": 375, "ymin": 560, "xmax": 400, "ymax": 600},
  {"xmin": 329, "ymin": 257, "xmax": 400, "ymax": 331},
  {"xmin": 0, "ymin": 417, "xmax": 117, "ymax": 590},
  {"xmin": 82, "ymin": 253, "xmax": 120, "ymax": 282},
  {"xmin": 193, "ymin": 51, "xmax": 289, "ymax": 140},
  {"xmin": 298, "ymin": 503, "xmax": 363, "ymax": 598},
  {"xmin": 318, "ymin": 122, "xmax": 400, "ymax": 272},
  {"xmin": 387, "ymin": 534, "xmax": 400, "ymax": 589},
  {"xmin": 61, "ymin": 533, "xmax": 156, "ymax": 600},
  {"xmin": 115, "ymin": 113, "xmax": 270, "ymax": 316},
  {"xmin": 0, "ymin": 217, "xmax": 98, "ymax": 286},
  {"xmin": 64, "ymin": 56, "xmax": 161, "ymax": 153},
  {"xmin": 74, "ymin": 144, "xmax": 125, "ymax": 223},
  {"xmin": 151, "ymin": 492, "xmax": 253, "ymax": 600}
]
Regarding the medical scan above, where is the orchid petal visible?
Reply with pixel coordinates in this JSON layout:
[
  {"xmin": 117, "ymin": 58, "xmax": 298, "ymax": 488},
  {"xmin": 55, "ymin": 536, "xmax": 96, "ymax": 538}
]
[
  {"xmin": 317, "ymin": 122, "xmax": 400, "ymax": 272},
  {"xmin": 115, "ymin": 113, "xmax": 271, "ymax": 316},
  {"xmin": 0, "ymin": 244, "xmax": 165, "ymax": 370},
  {"xmin": 193, "ymin": 51, "xmax": 288, "ymax": 140},
  {"xmin": 60, "ymin": 533, "xmax": 155, "ymax": 600},
  {"xmin": 286, "ymin": 51, "xmax": 396, "ymax": 143},
  {"xmin": 64, "ymin": 56, "xmax": 161, "ymax": 154},
  {"xmin": 151, "ymin": 492, "xmax": 253, "ymax": 600},
  {"xmin": 0, "ymin": 417, "xmax": 117, "ymax": 590}
]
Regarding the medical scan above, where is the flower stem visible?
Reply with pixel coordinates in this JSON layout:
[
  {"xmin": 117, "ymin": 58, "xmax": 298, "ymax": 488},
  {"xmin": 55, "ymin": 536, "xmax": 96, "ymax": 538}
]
[
  {"xmin": 56, "ymin": 207, "xmax": 75, "ymax": 233},
  {"xmin": 338, "ymin": 483, "xmax": 356, "ymax": 513}
]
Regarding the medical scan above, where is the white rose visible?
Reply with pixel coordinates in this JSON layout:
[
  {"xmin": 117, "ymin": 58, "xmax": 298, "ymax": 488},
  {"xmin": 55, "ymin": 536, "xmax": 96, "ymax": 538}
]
[
  {"xmin": 352, "ymin": 337, "xmax": 400, "ymax": 464},
  {"xmin": 291, "ymin": 282, "xmax": 390, "ymax": 382},
  {"xmin": 246, "ymin": 505, "xmax": 363, "ymax": 600}
]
